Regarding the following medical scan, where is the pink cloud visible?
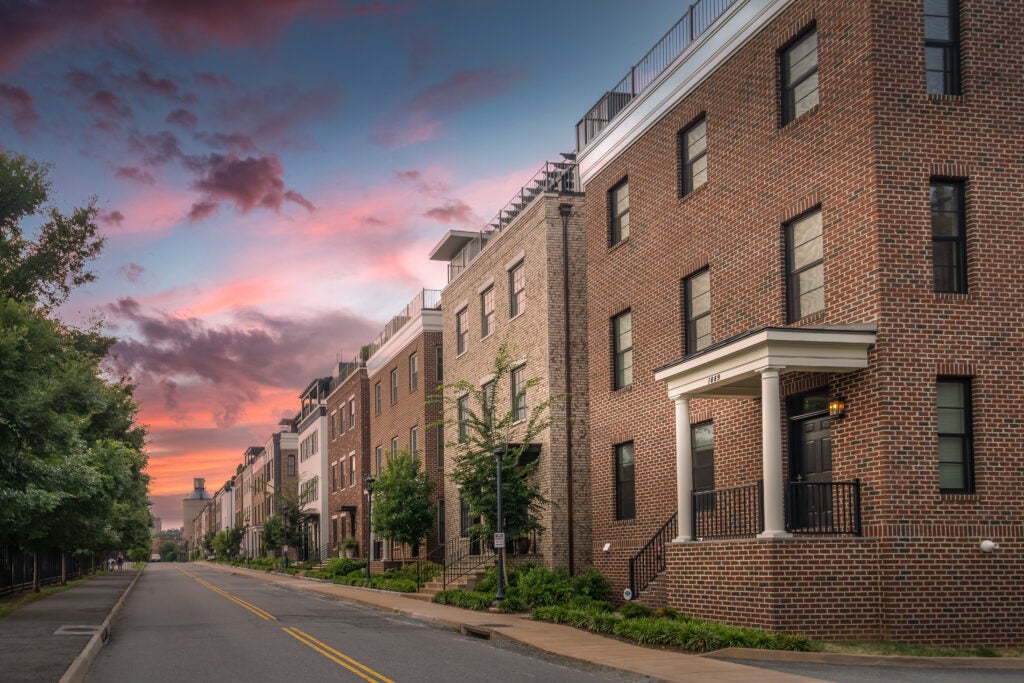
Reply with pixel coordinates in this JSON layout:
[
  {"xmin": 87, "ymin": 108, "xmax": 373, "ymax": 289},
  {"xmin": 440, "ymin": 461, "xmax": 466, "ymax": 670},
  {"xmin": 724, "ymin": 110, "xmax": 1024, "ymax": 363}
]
[
  {"xmin": 375, "ymin": 67, "xmax": 527, "ymax": 147},
  {"xmin": 101, "ymin": 209, "xmax": 125, "ymax": 226},
  {"xmin": 115, "ymin": 166, "xmax": 156, "ymax": 185},
  {"xmin": 166, "ymin": 108, "xmax": 198, "ymax": 128},
  {"xmin": 119, "ymin": 262, "xmax": 145, "ymax": 282},
  {"xmin": 187, "ymin": 153, "xmax": 314, "ymax": 219},
  {"xmin": 424, "ymin": 200, "xmax": 475, "ymax": 225},
  {"xmin": 0, "ymin": 83, "xmax": 41, "ymax": 137}
]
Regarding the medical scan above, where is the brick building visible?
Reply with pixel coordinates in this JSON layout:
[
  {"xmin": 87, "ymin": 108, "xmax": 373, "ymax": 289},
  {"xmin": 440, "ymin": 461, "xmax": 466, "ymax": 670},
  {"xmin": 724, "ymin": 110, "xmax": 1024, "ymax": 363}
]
[
  {"xmin": 429, "ymin": 160, "xmax": 591, "ymax": 571},
  {"xmin": 580, "ymin": 0, "xmax": 1022, "ymax": 644},
  {"xmin": 365, "ymin": 289, "xmax": 445, "ymax": 560},
  {"xmin": 325, "ymin": 360, "xmax": 371, "ymax": 558}
]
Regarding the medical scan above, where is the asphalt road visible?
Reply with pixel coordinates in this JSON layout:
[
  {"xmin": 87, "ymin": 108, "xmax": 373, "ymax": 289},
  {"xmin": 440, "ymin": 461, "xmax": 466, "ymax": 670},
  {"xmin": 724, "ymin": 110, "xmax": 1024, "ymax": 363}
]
[{"xmin": 86, "ymin": 563, "xmax": 651, "ymax": 682}]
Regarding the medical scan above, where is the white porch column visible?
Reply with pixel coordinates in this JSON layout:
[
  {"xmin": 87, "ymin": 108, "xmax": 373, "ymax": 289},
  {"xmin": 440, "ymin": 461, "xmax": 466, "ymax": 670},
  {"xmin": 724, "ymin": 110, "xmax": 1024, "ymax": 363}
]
[
  {"xmin": 758, "ymin": 367, "xmax": 791, "ymax": 539},
  {"xmin": 673, "ymin": 396, "xmax": 693, "ymax": 542}
]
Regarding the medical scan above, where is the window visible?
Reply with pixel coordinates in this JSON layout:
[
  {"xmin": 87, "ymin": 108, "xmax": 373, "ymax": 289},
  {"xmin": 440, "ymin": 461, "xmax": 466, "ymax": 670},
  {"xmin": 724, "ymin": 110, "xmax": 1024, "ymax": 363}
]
[
  {"xmin": 435, "ymin": 346, "xmax": 444, "ymax": 382},
  {"xmin": 937, "ymin": 378, "xmax": 973, "ymax": 492},
  {"xmin": 925, "ymin": 0, "xmax": 960, "ymax": 95},
  {"xmin": 615, "ymin": 442, "xmax": 635, "ymax": 520},
  {"xmin": 436, "ymin": 424, "xmax": 445, "ymax": 469},
  {"xmin": 390, "ymin": 436, "xmax": 399, "ymax": 460},
  {"xmin": 781, "ymin": 28, "xmax": 818, "ymax": 125},
  {"xmin": 609, "ymin": 178, "xmax": 630, "ymax": 245},
  {"xmin": 410, "ymin": 426, "xmax": 419, "ymax": 459},
  {"xmin": 390, "ymin": 368, "xmax": 399, "ymax": 405},
  {"xmin": 287, "ymin": 454, "xmax": 296, "ymax": 477},
  {"xmin": 409, "ymin": 353, "xmax": 419, "ymax": 391},
  {"xmin": 374, "ymin": 382, "xmax": 381, "ymax": 414},
  {"xmin": 457, "ymin": 395, "xmax": 470, "ymax": 442},
  {"xmin": 692, "ymin": 422, "xmax": 715, "ymax": 493},
  {"xmin": 331, "ymin": 463, "xmax": 337, "ymax": 492},
  {"xmin": 509, "ymin": 262, "xmax": 526, "ymax": 318},
  {"xmin": 329, "ymin": 412, "xmax": 336, "ymax": 440},
  {"xmin": 348, "ymin": 399, "xmax": 356, "ymax": 429},
  {"xmin": 681, "ymin": 117, "xmax": 707, "ymax": 196},
  {"xmin": 456, "ymin": 308, "xmax": 468, "ymax": 355},
  {"xmin": 786, "ymin": 209, "xmax": 824, "ymax": 321},
  {"xmin": 459, "ymin": 497, "xmax": 473, "ymax": 537},
  {"xmin": 685, "ymin": 269, "xmax": 711, "ymax": 354},
  {"xmin": 375, "ymin": 446, "xmax": 383, "ymax": 475},
  {"xmin": 931, "ymin": 180, "xmax": 967, "ymax": 293},
  {"xmin": 480, "ymin": 286, "xmax": 494, "ymax": 338},
  {"xmin": 511, "ymin": 365, "xmax": 527, "ymax": 422},
  {"xmin": 612, "ymin": 311, "xmax": 633, "ymax": 389},
  {"xmin": 348, "ymin": 454, "xmax": 355, "ymax": 487}
]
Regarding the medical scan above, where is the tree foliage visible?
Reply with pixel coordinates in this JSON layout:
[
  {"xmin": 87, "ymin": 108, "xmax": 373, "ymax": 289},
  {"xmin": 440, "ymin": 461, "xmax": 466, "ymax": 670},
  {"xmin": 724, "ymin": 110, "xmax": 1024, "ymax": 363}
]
[
  {"xmin": 0, "ymin": 152, "xmax": 104, "ymax": 310},
  {"xmin": 440, "ymin": 342, "xmax": 551, "ymax": 542},
  {"xmin": 370, "ymin": 449, "xmax": 435, "ymax": 548},
  {"xmin": 212, "ymin": 527, "xmax": 244, "ymax": 560}
]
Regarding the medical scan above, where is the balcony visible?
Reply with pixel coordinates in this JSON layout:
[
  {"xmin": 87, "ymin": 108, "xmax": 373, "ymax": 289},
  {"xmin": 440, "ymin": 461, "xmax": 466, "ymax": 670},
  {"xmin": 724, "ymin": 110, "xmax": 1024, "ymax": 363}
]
[
  {"xmin": 576, "ymin": 0, "xmax": 739, "ymax": 150},
  {"xmin": 363, "ymin": 288, "xmax": 442, "ymax": 360}
]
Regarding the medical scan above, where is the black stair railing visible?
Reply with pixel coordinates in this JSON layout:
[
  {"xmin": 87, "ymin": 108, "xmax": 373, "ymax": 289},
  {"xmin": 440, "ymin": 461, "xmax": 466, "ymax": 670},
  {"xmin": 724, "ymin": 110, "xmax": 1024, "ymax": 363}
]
[
  {"xmin": 442, "ymin": 536, "xmax": 495, "ymax": 589},
  {"xmin": 692, "ymin": 480, "xmax": 764, "ymax": 540},
  {"xmin": 627, "ymin": 512, "xmax": 678, "ymax": 599},
  {"xmin": 785, "ymin": 479, "xmax": 862, "ymax": 535}
]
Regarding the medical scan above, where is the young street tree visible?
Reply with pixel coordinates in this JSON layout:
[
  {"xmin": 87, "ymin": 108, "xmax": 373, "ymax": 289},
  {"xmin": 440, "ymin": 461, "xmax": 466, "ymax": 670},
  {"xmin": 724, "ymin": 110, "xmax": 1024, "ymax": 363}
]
[
  {"xmin": 440, "ymin": 342, "xmax": 551, "ymax": 547},
  {"xmin": 369, "ymin": 449, "xmax": 435, "ymax": 554}
]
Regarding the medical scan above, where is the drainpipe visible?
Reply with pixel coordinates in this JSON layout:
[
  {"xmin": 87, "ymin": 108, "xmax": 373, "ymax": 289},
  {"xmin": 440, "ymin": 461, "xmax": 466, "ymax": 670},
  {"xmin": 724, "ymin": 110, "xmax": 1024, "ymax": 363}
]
[{"xmin": 559, "ymin": 202, "xmax": 576, "ymax": 575}]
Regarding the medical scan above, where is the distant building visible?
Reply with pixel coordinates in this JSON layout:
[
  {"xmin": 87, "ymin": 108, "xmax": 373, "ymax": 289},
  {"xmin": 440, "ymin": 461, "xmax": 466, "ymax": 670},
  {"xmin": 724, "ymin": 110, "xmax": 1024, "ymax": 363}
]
[{"xmin": 181, "ymin": 478, "xmax": 211, "ymax": 549}]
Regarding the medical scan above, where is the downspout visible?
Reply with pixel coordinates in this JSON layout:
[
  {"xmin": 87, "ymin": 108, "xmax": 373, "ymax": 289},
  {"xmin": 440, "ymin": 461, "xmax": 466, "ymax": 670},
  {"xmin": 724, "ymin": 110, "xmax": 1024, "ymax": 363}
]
[{"xmin": 559, "ymin": 202, "xmax": 576, "ymax": 575}]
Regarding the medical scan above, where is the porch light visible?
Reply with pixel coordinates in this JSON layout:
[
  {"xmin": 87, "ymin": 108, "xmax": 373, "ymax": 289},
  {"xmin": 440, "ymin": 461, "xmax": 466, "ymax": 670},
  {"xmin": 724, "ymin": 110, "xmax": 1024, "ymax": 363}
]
[{"xmin": 829, "ymin": 397, "xmax": 846, "ymax": 418}]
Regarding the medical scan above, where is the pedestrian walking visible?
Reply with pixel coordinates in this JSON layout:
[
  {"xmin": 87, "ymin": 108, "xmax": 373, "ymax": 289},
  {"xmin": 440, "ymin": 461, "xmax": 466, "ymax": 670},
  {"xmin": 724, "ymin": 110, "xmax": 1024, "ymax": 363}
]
[
  {"xmin": 116, "ymin": 553, "xmax": 123, "ymax": 572},
  {"xmin": 108, "ymin": 557, "xmax": 115, "ymax": 572}
]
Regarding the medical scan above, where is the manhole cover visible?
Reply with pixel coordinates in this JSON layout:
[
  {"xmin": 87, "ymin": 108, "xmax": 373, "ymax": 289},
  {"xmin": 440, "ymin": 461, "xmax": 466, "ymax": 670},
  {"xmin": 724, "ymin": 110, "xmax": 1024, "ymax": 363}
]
[{"xmin": 54, "ymin": 625, "xmax": 103, "ymax": 636}]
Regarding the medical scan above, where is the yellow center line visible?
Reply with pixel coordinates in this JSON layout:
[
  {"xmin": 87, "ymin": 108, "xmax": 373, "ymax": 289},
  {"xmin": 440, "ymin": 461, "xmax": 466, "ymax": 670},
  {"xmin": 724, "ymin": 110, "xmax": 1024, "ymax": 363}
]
[
  {"xmin": 282, "ymin": 626, "xmax": 395, "ymax": 683},
  {"xmin": 176, "ymin": 567, "xmax": 277, "ymax": 621}
]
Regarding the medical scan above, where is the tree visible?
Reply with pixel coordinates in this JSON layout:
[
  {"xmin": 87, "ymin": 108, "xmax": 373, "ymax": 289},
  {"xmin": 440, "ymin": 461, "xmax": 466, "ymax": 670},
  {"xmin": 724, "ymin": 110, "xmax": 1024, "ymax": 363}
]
[
  {"xmin": 370, "ymin": 450, "xmax": 435, "ymax": 551},
  {"xmin": 212, "ymin": 527, "xmax": 243, "ymax": 561},
  {"xmin": 440, "ymin": 342, "xmax": 551, "ymax": 545},
  {"xmin": 158, "ymin": 541, "xmax": 178, "ymax": 562},
  {"xmin": 0, "ymin": 152, "xmax": 104, "ymax": 310}
]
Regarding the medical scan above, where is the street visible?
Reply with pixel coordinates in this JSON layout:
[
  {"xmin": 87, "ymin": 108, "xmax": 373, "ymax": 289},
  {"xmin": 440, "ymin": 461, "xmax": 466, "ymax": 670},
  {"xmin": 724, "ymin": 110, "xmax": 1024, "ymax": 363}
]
[{"xmin": 86, "ymin": 563, "xmax": 650, "ymax": 682}]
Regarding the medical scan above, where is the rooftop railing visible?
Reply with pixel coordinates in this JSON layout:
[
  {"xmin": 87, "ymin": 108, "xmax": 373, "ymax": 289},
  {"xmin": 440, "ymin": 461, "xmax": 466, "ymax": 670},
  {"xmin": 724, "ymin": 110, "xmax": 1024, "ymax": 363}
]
[
  {"xmin": 363, "ymin": 288, "xmax": 442, "ymax": 359},
  {"xmin": 576, "ymin": 0, "xmax": 738, "ymax": 150},
  {"xmin": 484, "ymin": 155, "xmax": 579, "ymax": 235}
]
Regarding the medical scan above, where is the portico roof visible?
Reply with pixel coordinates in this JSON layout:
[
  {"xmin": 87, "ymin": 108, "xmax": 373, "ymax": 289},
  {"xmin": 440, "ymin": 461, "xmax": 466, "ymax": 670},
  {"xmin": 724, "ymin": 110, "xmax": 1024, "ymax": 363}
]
[{"xmin": 654, "ymin": 325, "xmax": 877, "ymax": 399}]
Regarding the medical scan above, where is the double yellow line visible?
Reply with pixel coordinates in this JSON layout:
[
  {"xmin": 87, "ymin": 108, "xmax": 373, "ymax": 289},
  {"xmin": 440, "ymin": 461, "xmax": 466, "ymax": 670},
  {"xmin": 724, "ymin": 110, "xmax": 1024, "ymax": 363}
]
[
  {"xmin": 177, "ymin": 567, "xmax": 276, "ymax": 621},
  {"xmin": 178, "ymin": 567, "xmax": 392, "ymax": 681},
  {"xmin": 283, "ymin": 627, "xmax": 394, "ymax": 683}
]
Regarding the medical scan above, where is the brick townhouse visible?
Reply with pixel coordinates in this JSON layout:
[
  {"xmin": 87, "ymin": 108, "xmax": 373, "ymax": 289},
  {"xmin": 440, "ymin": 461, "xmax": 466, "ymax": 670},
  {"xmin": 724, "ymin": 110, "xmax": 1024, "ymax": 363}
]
[
  {"xmin": 296, "ymin": 377, "xmax": 331, "ymax": 561},
  {"xmin": 429, "ymin": 160, "xmax": 591, "ymax": 572},
  {"xmin": 325, "ymin": 360, "xmax": 371, "ymax": 559},
  {"xmin": 365, "ymin": 289, "xmax": 445, "ymax": 561},
  {"xmin": 580, "ymin": 0, "xmax": 1023, "ymax": 644}
]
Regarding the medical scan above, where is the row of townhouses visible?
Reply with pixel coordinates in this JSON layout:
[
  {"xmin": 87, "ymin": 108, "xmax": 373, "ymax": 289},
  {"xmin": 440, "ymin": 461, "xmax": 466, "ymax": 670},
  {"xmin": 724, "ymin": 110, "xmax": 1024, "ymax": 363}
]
[{"xmin": 188, "ymin": 0, "xmax": 1023, "ymax": 645}]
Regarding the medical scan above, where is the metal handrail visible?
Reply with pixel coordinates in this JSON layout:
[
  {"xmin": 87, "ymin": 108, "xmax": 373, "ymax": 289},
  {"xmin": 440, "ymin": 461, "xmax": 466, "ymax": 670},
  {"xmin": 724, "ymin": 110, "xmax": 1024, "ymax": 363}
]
[
  {"xmin": 785, "ymin": 479, "xmax": 862, "ymax": 535},
  {"xmin": 443, "ymin": 536, "xmax": 496, "ymax": 589},
  {"xmin": 628, "ymin": 512, "xmax": 677, "ymax": 598},
  {"xmin": 576, "ymin": 0, "xmax": 739, "ymax": 149},
  {"xmin": 692, "ymin": 480, "xmax": 764, "ymax": 539},
  {"xmin": 363, "ymin": 289, "xmax": 442, "ymax": 360}
]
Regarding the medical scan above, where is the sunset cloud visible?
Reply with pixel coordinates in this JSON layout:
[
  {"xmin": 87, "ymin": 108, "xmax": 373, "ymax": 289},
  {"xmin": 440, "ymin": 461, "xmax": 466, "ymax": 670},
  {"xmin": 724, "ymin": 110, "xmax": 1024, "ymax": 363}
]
[
  {"xmin": 166, "ymin": 108, "xmax": 198, "ymax": 129},
  {"xmin": 0, "ymin": 83, "xmax": 41, "ymax": 137},
  {"xmin": 187, "ymin": 153, "xmax": 314, "ymax": 219}
]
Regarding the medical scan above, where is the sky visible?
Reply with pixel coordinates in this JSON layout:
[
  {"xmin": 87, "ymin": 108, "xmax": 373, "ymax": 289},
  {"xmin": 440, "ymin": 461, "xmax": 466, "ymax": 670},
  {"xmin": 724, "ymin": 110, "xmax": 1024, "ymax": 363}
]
[{"xmin": 0, "ymin": 0, "xmax": 687, "ymax": 527}]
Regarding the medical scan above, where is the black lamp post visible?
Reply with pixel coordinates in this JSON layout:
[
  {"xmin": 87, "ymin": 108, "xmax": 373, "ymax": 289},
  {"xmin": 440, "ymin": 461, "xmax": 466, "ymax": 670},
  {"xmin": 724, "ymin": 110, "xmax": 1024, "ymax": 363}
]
[
  {"xmin": 365, "ymin": 475, "xmax": 375, "ymax": 584},
  {"xmin": 493, "ymin": 446, "xmax": 505, "ymax": 602}
]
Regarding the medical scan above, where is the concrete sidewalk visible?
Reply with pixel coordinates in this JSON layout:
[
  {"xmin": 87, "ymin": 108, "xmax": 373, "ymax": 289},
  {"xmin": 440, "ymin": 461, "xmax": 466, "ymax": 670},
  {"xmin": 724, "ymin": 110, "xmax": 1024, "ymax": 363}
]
[
  {"xmin": 0, "ymin": 567, "xmax": 141, "ymax": 683},
  {"xmin": 204, "ymin": 562, "xmax": 821, "ymax": 682}
]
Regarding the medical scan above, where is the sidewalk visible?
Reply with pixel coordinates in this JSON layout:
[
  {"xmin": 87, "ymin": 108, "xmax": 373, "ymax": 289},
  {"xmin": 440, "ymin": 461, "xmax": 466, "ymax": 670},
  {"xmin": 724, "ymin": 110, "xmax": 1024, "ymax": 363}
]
[
  {"xmin": 205, "ymin": 563, "xmax": 821, "ymax": 682},
  {"xmin": 0, "ymin": 567, "xmax": 141, "ymax": 683}
]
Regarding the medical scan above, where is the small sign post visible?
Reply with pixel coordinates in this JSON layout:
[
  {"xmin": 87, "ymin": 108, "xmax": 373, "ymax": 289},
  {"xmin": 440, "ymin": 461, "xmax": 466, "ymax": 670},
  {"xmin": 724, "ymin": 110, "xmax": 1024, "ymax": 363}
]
[{"xmin": 493, "ymin": 532, "xmax": 505, "ymax": 549}]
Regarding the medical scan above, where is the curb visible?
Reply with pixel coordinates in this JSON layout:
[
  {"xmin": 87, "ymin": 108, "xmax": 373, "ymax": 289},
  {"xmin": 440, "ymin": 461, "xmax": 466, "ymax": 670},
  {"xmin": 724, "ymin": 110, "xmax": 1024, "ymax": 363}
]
[
  {"xmin": 59, "ymin": 566, "xmax": 145, "ymax": 683},
  {"xmin": 706, "ymin": 647, "xmax": 1024, "ymax": 670}
]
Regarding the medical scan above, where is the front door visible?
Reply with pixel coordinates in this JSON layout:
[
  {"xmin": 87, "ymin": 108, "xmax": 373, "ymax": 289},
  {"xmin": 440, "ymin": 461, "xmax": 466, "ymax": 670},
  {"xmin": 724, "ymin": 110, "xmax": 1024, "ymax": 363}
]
[{"xmin": 789, "ymin": 394, "xmax": 833, "ymax": 530}]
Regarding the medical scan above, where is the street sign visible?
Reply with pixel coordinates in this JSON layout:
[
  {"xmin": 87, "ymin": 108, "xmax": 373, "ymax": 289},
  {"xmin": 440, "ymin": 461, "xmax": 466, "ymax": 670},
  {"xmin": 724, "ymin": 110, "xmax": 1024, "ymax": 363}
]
[{"xmin": 493, "ymin": 533, "xmax": 505, "ymax": 549}]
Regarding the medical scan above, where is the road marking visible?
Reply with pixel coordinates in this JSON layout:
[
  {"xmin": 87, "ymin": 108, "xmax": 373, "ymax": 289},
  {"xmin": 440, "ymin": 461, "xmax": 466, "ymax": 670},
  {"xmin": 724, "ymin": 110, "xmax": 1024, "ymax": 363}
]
[
  {"xmin": 282, "ymin": 626, "xmax": 395, "ymax": 683},
  {"xmin": 176, "ymin": 567, "xmax": 277, "ymax": 621}
]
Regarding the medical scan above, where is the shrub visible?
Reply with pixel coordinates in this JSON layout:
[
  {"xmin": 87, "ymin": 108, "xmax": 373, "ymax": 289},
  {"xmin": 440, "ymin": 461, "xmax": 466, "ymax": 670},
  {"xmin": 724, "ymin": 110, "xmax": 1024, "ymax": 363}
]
[
  {"xmin": 517, "ymin": 566, "xmax": 575, "ymax": 607},
  {"xmin": 619, "ymin": 602, "xmax": 652, "ymax": 619},
  {"xmin": 433, "ymin": 590, "xmax": 494, "ymax": 611},
  {"xmin": 653, "ymin": 605, "xmax": 681, "ymax": 620},
  {"xmin": 572, "ymin": 567, "xmax": 612, "ymax": 603},
  {"xmin": 324, "ymin": 557, "xmax": 365, "ymax": 577}
]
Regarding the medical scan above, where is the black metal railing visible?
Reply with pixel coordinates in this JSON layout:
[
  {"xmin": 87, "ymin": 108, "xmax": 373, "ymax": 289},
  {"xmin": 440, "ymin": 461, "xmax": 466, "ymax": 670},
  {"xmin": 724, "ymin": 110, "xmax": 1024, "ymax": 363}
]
[
  {"xmin": 576, "ymin": 0, "xmax": 739, "ymax": 149},
  {"xmin": 443, "ymin": 536, "xmax": 496, "ymax": 589},
  {"xmin": 0, "ymin": 546, "xmax": 96, "ymax": 597},
  {"xmin": 785, "ymin": 480, "xmax": 862, "ymax": 535},
  {"xmin": 692, "ymin": 480, "xmax": 764, "ymax": 540},
  {"xmin": 628, "ymin": 512, "xmax": 677, "ymax": 598}
]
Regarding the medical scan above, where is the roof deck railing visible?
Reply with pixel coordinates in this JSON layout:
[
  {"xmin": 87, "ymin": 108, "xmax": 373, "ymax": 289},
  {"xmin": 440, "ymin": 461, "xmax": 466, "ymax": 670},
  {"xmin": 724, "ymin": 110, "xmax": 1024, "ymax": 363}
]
[
  {"xmin": 363, "ymin": 288, "xmax": 442, "ymax": 360},
  {"xmin": 576, "ymin": 0, "xmax": 738, "ymax": 150}
]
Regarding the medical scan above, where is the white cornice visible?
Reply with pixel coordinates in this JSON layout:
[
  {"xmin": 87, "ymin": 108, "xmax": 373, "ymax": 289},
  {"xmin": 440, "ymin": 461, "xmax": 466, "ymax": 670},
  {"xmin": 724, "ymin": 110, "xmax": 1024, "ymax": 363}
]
[
  {"xmin": 366, "ymin": 309, "xmax": 442, "ymax": 377},
  {"xmin": 578, "ymin": 0, "xmax": 793, "ymax": 188}
]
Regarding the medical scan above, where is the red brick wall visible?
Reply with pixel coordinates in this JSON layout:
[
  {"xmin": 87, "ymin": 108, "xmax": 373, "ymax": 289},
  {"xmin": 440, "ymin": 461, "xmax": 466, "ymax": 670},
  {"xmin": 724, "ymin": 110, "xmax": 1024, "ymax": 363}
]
[
  {"xmin": 327, "ymin": 368, "xmax": 370, "ymax": 558},
  {"xmin": 585, "ymin": 0, "xmax": 1023, "ymax": 644}
]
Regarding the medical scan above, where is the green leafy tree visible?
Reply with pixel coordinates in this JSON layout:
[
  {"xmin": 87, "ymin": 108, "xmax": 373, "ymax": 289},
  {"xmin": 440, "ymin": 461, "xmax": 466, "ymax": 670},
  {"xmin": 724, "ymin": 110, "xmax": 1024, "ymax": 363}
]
[
  {"xmin": 0, "ymin": 152, "xmax": 104, "ymax": 310},
  {"xmin": 212, "ymin": 527, "xmax": 244, "ymax": 561},
  {"xmin": 158, "ymin": 540, "xmax": 178, "ymax": 562},
  {"xmin": 370, "ymin": 450, "xmax": 435, "ymax": 550},
  {"xmin": 440, "ymin": 342, "xmax": 551, "ymax": 545}
]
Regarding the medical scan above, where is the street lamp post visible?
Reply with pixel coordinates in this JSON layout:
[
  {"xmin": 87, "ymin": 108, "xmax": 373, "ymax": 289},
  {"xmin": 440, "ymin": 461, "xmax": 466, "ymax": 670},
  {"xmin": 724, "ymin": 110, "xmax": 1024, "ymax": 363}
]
[
  {"xmin": 493, "ymin": 446, "xmax": 505, "ymax": 602},
  {"xmin": 365, "ymin": 476, "xmax": 375, "ymax": 585}
]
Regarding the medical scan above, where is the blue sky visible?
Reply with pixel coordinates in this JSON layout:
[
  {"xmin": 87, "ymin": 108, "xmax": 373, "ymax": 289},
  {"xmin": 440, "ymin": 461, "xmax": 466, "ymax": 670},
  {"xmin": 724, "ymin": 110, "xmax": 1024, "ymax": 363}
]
[{"xmin": 1, "ymin": 0, "xmax": 688, "ymax": 526}]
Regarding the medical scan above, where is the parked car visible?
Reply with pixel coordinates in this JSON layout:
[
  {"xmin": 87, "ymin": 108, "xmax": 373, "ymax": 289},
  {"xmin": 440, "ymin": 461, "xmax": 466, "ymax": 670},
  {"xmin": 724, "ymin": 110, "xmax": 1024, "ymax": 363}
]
[{"xmin": 150, "ymin": 554, "xmax": 161, "ymax": 562}]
